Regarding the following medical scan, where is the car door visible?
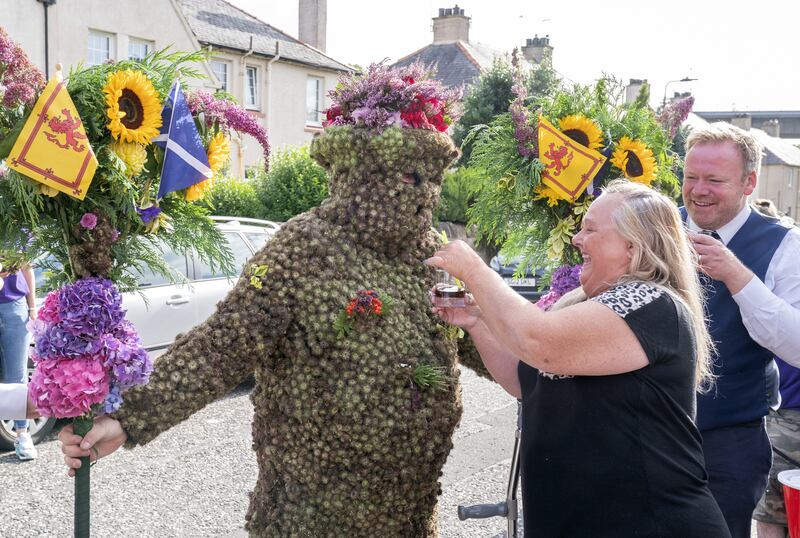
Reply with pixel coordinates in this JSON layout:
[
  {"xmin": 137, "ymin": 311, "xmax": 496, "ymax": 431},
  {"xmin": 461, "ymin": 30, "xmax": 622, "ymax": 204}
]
[
  {"xmin": 124, "ymin": 247, "xmax": 194, "ymax": 358},
  {"xmin": 190, "ymin": 231, "xmax": 253, "ymax": 324}
]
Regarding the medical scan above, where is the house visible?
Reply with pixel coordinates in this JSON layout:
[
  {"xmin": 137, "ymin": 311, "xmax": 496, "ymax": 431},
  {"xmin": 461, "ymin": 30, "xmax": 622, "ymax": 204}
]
[
  {"xmin": 2, "ymin": 0, "xmax": 351, "ymax": 176},
  {"xmin": 392, "ymin": 5, "xmax": 551, "ymax": 92},
  {"xmin": 686, "ymin": 113, "xmax": 800, "ymax": 219},
  {"xmin": 694, "ymin": 110, "xmax": 800, "ymax": 141}
]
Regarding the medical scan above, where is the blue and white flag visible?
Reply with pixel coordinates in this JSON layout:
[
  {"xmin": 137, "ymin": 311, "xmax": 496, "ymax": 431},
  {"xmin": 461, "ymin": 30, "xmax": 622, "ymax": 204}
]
[{"xmin": 153, "ymin": 80, "xmax": 211, "ymax": 199}]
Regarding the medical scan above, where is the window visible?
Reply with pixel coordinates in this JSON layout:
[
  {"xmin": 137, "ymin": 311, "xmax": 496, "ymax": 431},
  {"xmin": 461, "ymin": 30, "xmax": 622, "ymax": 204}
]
[
  {"xmin": 245, "ymin": 232, "xmax": 271, "ymax": 251},
  {"xmin": 88, "ymin": 30, "xmax": 113, "ymax": 65},
  {"xmin": 128, "ymin": 38, "xmax": 153, "ymax": 61},
  {"xmin": 306, "ymin": 76, "xmax": 324, "ymax": 124},
  {"xmin": 193, "ymin": 232, "xmax": 252, "ymax": 279},
  {"xmin": 245, "ymin": 66, "xmax": 259, "ymax": 108},
  {"xmin": 210, "ymin": 60, "xmax": 230, "ymax": 92},
  {"xmin": 133, "ymin": 247, "xmax": 190, "ymax": 288}
]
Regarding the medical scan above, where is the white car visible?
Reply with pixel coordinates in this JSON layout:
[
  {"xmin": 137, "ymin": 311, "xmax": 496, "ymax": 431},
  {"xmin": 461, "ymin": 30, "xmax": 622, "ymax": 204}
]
[{"xmin": 0, "ymin": 216, "xmax": 280, "ymax": 449}]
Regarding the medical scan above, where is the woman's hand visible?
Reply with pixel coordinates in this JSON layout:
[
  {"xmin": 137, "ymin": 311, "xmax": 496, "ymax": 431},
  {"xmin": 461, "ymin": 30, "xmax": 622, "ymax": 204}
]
[
  {"xmin": 59, "ymin": 415, "xmax": 128, "ymax": 476},
  {"xmin": 425, "ymin": 240, "xmax": 486, "ymax": 285},
  {"xmin": 431, "ymin": 292, "xmax": 483, "ymax": 332}
]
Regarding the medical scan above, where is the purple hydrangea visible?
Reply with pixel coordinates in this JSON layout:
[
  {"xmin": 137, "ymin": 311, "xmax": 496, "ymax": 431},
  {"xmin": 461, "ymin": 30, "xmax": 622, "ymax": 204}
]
[
  {"xmin": 550, "ymin": 263, "xmax": 583, "ymax": 296},
  {"xmin": 57, "ymin": 277, "xmax": 125, "ymax": 339},
  {"xmin": 99, "ymin": 384, "xmax": 123, "ymax": 415}
]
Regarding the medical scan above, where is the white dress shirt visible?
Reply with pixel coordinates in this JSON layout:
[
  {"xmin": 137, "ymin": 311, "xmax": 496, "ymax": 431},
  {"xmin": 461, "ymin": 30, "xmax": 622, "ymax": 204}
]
[
  {"xmin": 0, "ymin": 383, "xmax": 28, "ymax": 420},
  {"xmin": 687, "ymin": 204, "xmax": 800, "ymax": 366}
]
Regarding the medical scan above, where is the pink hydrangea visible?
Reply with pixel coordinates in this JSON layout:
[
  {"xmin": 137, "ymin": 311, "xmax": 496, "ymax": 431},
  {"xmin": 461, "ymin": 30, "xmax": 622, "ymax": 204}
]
[
  {"xmin": 37, "ymin": 290, "xmax": 61, "ymax": 324},
  {"xmin": 79, "ymin": 213, "xmax": 98, "ymax": 230},
  {"xmin": 29, "ymin": 357, "xmax": 110, "ymax": 418},
  {"xmin": 535, "ymin": 290, "xmax": 560, "ymax": 311}
]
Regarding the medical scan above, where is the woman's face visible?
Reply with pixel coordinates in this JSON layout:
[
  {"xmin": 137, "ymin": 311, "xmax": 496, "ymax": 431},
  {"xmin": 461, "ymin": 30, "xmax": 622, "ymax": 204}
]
[{"xmin": 571, "ymin": 193, "xmax": 633, "ymax": 298}]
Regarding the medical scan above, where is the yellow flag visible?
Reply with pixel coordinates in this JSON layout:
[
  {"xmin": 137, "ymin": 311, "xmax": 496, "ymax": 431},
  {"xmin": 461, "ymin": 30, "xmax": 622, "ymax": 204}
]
[
  {"xmin": 537, "ymin": 116, "xmax": 606, "ymax": 202},
  {"xmin": 7, "ymin": 77, "xmax": 98, "ymax": 200}
]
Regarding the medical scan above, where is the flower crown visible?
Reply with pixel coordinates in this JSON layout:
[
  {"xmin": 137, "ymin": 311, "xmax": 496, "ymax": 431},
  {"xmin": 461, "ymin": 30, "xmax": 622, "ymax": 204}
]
[{"xmin": 323, "ymin": 63, "xmax": 462, "ymax": 132}]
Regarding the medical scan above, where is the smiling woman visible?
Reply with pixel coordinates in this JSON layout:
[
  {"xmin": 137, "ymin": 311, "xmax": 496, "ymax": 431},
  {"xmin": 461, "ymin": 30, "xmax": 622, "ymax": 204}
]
[{"xmin": 427, "ymin": 180, "xmax": 729, "ymax": 536}]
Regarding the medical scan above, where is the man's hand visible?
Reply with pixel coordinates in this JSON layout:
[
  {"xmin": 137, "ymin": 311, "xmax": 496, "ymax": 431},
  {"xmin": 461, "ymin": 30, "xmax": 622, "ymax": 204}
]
[
  {"xmin": 59, "ymin": 416, "xmax": 128, "ymax": 477},
  {"xmin": 689, "ymin": 232, "xmax": 754, "ymax": 295}
]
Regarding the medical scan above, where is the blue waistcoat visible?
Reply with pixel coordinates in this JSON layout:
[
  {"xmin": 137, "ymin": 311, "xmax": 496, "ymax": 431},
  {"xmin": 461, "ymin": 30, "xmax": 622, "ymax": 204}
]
[{"xmin": 681, "ymin": 208, "xmax": 789, "ymax": 431}]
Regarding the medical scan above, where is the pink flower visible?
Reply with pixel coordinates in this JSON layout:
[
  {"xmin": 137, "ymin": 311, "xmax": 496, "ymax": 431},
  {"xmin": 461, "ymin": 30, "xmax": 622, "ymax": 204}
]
[
  {"xmin": 79, "ymin": 213, "xmax": 98, "ymax": 230},
  {"xmin": 37, "ymin": 290, "xmax": 61, "ymax": 324},
  {"xmin": 29, "ymin": 357, "xmax": 110, "ymax": 418},
  {"xmin": 535, "ymin": 291, "xmax": 560, "ymax": 311}
]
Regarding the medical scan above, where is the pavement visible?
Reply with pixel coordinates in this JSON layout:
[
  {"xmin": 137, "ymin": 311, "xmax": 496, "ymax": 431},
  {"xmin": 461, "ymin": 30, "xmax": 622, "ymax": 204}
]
[
  {"xmin": 0, "ymin": 367, "xmax": 759, "ymax": 537},
  {"xmin": 0, "ymin": 367, "xmax": 520, "ymax": 537}
]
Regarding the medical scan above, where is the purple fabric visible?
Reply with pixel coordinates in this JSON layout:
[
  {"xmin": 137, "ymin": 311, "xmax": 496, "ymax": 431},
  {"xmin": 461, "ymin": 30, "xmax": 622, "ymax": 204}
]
[
  {"xmin": 0, "ymin": 272, "xmax": 29, "ymax": 303},
  {"xmin": 777, "ymin": 358, "xmax": 800, "ymax": 409}
]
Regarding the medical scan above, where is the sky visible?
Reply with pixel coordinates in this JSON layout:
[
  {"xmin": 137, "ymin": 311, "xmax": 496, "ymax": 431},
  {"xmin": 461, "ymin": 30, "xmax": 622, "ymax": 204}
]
[{"xmin": 228, "ymin": 0, "xmax": 800, "ymax": 112}]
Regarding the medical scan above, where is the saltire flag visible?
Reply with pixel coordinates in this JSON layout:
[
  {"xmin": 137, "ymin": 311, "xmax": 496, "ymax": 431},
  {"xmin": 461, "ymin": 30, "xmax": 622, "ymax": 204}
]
[
  {"xmin": 537, "ymin": 116, "xmax": 606, "ymax": 202},
  {"xmin": 6, "ymin": 75, "xmax": 98, "ymax": 200},
  {"xmin": 153, "ymin": 80, "xmax": 211, "ymax": 199}
]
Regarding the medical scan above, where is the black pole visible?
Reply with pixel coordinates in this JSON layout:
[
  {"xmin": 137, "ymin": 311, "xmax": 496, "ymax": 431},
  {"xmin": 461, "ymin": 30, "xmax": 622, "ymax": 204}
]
[{"xmin": 43, "ymin": 3, "xmax": 49, "ymax": 78}]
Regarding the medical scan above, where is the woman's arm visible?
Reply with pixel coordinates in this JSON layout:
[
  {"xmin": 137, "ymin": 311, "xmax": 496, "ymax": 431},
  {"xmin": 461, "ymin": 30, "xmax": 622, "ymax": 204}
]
[
  {"xmin": 429, "ymin": 241, "xmax": 648, "ymax": 377},
  {"xmin": 20, "ymin": 265, "xmax": 36, "ymax": 319}
]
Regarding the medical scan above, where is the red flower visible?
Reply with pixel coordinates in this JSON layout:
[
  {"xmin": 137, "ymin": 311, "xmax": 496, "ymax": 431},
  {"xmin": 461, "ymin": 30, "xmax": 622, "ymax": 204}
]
[{"xmin": 323, "ymin": 105, "xmax": 343, "ymax": 128}]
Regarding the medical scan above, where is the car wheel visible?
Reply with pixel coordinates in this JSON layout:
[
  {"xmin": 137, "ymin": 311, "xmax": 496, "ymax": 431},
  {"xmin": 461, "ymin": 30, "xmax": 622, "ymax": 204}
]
[{"xmin": 0, "ymin": 416, "xmax": 57, "ymax": 450}]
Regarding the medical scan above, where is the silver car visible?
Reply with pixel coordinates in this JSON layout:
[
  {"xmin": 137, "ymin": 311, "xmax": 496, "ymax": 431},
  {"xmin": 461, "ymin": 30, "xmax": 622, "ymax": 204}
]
[{"xmin": 0, "ymin": 216, "xmax": 280, "ymax": 449}]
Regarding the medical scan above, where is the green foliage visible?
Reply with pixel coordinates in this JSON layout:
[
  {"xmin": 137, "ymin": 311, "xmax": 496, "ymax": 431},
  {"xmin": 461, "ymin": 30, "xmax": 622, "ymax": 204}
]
[
  {"xmin": 257, "ymin": 146, "xmax": 328, "ymax": 222},
  {"xmin": 434, "ymin": 167, "xmax": 483, "ymax": 224},
  {"xmin": 197, "ymin": 176, "xmax": 264, "ymax": 219},
  {"xmin": 467, "ymin": 76, "xmax": 682, "ymax": 272},
  {"xmin": 0, "ymin": 48, "xmax": 234, "ymax": 291},
  {"xmin": 453, "ymin": 57, "xmax": 559, "ymax": 164}
]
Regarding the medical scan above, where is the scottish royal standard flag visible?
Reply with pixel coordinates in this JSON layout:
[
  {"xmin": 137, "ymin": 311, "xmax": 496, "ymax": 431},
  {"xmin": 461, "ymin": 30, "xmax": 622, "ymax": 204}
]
[{"xmin": 153, "ymin": 80, "xmax": 211, "ymax": 199}]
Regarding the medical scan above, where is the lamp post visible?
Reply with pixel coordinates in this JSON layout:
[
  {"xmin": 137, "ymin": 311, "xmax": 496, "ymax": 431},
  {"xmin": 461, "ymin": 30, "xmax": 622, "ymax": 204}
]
[
  {"xmin": 37, "ymin": 0, "xmax": 57, "ymax": 79},
  {"xmin": 662, "ymin": 77, "xmax": 698, "ymax": 108}
]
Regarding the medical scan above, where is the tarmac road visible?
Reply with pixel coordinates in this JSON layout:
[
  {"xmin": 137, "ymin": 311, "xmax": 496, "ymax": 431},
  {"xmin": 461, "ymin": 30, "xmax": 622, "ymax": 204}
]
[{"xmin": 0, "ymin": 367, "xmax": 519, "ymax": 537}]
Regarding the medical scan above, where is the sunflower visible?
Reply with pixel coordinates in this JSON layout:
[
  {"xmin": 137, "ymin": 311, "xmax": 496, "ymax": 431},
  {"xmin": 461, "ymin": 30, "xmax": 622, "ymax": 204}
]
[
  {"xmin": 610, "ymin": 136, "xmax": 656, "ymax": 185},
  {"xmin": 104, "ymin": 70, "xmax": 162, "ymax": 145},
  {"xmin": 185, "ymin": 132, "xmax": 230, "ymax": 202},
  {"xmin": 558, "ymin": 115, "xmax": 604, "ymax": 151},
  {"xmin": 111, "ymin": 141, "xmax": 147, "ymax": 177}
]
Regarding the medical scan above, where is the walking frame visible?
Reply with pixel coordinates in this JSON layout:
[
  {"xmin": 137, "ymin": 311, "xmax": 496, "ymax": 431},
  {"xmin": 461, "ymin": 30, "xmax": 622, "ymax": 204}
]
[{"xmin": 457, "ymin": 400, "xmax": 522, "ymax": 537}]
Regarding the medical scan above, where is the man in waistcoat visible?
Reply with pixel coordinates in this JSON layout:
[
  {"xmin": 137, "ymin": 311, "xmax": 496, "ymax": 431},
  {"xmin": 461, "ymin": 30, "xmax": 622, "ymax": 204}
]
[{"xmin": 682, "ymin": 122, "xmax": 800, "ymax": 538}]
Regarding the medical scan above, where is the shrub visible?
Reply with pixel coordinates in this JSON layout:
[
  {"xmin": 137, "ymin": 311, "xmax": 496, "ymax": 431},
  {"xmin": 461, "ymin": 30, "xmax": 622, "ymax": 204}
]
[
  {"xmin": 257, "ymin": 146, "xmax": 328, "ymax": 222},
  {"xmin": 197, "ymin": 176, "xmax": 264, "ymax": 219},
  {"xmin": 434, "ymin": 167, "xmax": 483, "ymax": 224}
]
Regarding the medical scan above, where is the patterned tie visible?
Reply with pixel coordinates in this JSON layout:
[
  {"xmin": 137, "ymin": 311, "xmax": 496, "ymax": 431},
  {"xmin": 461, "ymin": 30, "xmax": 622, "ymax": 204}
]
[{"xmin": 702, "ymin": 229, "xmax": 722, "ymax": 242}]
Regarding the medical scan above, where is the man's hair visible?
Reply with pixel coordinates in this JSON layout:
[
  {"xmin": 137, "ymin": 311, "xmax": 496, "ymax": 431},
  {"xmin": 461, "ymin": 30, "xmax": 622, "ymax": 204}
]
[{"xmin": 685, "ymin": 122, "xmax": 763, "ymax": 177}]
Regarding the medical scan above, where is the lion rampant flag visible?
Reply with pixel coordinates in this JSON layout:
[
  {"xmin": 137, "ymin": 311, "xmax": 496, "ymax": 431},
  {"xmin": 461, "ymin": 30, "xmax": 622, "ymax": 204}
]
[
  {"xmin": 537, "ymin": 116, "xmax": 606, "ymax": 202},
  {"xmin": 7, "ymin": 76, "xmax": 98, "ymax": 200}
]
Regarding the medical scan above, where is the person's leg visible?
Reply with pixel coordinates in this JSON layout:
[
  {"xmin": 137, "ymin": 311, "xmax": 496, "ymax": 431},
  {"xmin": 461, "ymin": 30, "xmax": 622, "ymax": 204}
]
[
  {"xmin": 754, "ymin": 409, "xmax": 800, "ymax": 538},
  {"xmin": 0, "ymin": 298, "xmax": 34, "ymax": 460},
  {"xmin": 703, "ymin": 420, "xmax": 773, "ymax": 538}
]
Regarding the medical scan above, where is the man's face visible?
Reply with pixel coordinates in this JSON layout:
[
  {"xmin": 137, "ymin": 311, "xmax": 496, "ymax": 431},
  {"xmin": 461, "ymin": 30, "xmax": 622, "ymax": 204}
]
[{"xmin": 683, "ymin": 141, "xmax": 756, "ymax": 230}]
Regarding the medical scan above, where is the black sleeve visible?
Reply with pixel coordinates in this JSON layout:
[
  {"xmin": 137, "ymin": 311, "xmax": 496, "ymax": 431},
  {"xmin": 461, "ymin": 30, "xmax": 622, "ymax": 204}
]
[{"xmin": 590, "ymin": 282, "xmax": 679, "ymax": 366}]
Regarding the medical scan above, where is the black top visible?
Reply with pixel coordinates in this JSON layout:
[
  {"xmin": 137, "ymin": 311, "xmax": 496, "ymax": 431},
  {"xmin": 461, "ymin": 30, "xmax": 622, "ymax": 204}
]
[{"xmin": 517, "ymin": 281, "xmax": 730, "ymax": 537}]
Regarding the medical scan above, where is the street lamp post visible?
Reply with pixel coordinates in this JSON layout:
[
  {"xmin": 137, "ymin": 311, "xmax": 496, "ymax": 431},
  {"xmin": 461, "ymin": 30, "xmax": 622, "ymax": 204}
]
[{"xmin": 662, "ymin": 77, "xmax": 698, "ymax": 108}]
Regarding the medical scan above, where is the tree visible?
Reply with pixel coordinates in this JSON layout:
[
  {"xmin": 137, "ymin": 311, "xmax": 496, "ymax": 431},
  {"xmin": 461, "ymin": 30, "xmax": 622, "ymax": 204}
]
[{"xmin": 453, "ymin": 55, "xmax": 559, "ymax": 164}]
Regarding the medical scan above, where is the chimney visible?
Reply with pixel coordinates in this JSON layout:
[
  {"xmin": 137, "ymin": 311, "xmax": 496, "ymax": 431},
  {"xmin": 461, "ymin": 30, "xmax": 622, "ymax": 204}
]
[
  {"xmin": 299, "ymin": 0, "xmax": 327, "ymax": 52},
  {"xmin": 522, "ymin": 35, "xmax": 553, "ymax": 64},
  {"xmin": 762, "ymin": 118, "xmax": 781, "ymax": 138},
  {"xmin": 625, "ymin": 79, "xmax": 646, "ymax": 104},
  {"xmin": 433, "ymin": 5, "xmax": 470, "ymax": 43},
  {"xmin": 731, "ymin": 113, "xmax": 752, "ymax": 131}
]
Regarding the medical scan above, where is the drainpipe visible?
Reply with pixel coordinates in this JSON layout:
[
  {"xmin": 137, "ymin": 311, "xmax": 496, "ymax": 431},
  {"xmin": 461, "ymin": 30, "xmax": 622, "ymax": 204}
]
[
  {"xmin": 265, "ymin": 41, "xmax": 281, "ymax": 162},
  {"xmin": 238, "ymin": 36, "xmax": 255, "ymax": 177},
  {"xmin": 37, "ymin": 0, "xmax": 57, "ymax": 78}
]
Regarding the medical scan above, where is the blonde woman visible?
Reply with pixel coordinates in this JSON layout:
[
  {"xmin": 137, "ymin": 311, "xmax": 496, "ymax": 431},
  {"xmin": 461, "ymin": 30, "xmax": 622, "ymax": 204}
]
[{"xmin": 427, "ymin": 180, "xmax": 729, "ymax": 536}]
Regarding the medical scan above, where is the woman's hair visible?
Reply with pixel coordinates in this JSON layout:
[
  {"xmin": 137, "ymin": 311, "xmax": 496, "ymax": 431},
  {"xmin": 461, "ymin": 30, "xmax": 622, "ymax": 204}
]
[{"xmin": 553, "ymin": 179, "xmax": 715, "ymax": 391}]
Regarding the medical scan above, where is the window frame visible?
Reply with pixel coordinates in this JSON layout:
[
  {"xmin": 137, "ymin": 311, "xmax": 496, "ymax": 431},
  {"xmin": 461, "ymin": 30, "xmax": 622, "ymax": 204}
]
[
  {"xmin": 245, "ymin": 66, "xmax": 259, "ymax": 109},
  {"xmin": 87, "ymin": 30, "xmax": 114, "ymax": 66},
  {"xmin": 128, "ymin": 37, "xmax": 154, "ymax": 61},
  {"xmin": 210, "ymin": 60, "xmax": 231, "ymax": 93},
  {"xmin": 306, "ymin": 75, "xmax": 324, "ymax": 125}
]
